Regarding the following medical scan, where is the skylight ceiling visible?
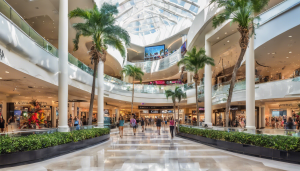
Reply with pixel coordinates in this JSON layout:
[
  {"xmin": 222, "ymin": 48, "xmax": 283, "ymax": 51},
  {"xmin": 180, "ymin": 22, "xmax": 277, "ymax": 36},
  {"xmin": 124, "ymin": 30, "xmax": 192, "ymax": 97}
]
[{"xmin": 98, "ymin": 0, "xmax": 200, "ymax": 36}]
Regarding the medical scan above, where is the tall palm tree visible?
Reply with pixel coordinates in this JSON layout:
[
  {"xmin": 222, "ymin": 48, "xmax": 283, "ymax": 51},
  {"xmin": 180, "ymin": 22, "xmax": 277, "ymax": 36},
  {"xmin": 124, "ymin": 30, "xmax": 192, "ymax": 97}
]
[
  {"xmin": 121, "ymin": 65, "xmax": 144, "ymax": 115},
  {"xmin": 177, "ymin": 47, "xmax": 215, "ymax": 124},
  {"xmin": 69, "ymin": 3, "xmax": 130, "ymax": 125},
  {"xmin": 210, "ymin": 0, "xmax": 269, "ymax": 127},
  {"xmin": 165, "ymin": 87, "xmax": 186, "ymax": 120}
]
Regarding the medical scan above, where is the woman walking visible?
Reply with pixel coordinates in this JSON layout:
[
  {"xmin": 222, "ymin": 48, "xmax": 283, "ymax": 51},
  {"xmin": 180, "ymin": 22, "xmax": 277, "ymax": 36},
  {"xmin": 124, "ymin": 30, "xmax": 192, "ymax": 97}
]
[
  {"xmin": 156, "ymin": 116, "xmax": 162, "ymax": 135},
  {"xmin": 119, "ymin": 116, "xmax": 125, "ymax": 138},
  {"xmin": 170, "ymin": 117, "xmax": 175, "ymax": 139},
  {"xmin": 130, "ymin": 115, "xmax": 137, "ymax": 136},
  {"xmin": 74, "ymin": 116, "xmax": 80, "ymax": 130},
  {"xmin": 141, "ymin": 117, "xmax": 145, "ymax": 132}
]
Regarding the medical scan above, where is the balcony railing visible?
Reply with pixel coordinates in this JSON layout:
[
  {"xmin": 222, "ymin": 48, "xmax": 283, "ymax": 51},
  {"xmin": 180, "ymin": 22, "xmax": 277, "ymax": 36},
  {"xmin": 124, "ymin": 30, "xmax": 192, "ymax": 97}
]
[{"xmin": 0, "ymin": 0, "xmax": 94, "ymax": 76}]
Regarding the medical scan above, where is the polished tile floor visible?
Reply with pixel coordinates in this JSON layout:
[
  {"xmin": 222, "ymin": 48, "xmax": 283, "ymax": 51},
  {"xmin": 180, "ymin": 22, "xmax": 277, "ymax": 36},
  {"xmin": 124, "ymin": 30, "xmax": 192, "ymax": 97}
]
[{"xmin": 2, "ymin": 125, "xmax": 300, "ymax": 171}]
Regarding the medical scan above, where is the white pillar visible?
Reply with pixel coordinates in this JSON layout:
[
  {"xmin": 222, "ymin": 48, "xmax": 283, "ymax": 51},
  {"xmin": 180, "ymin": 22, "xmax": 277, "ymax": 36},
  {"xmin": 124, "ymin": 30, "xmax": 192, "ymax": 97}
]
[
  {"xmin": 115, "ymin": 108, "xmax": 119, "ymax": 121},
  {"xmin": 204, "ymin": 39, "xmax": 212, "ymax": 126},
  {"xmin": 58, "ymin": 0, "xmax": 69, "ymax": 132},
  {"xmin": 97, "ymin": 60, "xmax": 104, "ymax": 127},
  {"xmin": 246, "ymin": 36, "xmax": 256, "ymax": 129}
]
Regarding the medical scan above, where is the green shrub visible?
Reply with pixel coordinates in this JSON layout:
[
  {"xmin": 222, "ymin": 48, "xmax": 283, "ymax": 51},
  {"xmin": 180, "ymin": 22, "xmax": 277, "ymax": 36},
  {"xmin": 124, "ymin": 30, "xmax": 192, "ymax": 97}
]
[
  {"xmin": 0, "ymin": 128, "xmax": 110, "ymax": 154},
  {"xmin": 179, "ymin": 126, "xmax": 300, "ymax": 152}
]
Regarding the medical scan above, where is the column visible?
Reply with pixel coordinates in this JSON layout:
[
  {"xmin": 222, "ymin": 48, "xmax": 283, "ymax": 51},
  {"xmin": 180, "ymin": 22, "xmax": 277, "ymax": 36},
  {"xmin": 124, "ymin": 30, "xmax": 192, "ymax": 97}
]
[
  {"xmin": 204, "ymin": 39, "xmax": 212, "ymax": 126},
  {"xmin": 52, "ymin": 107, "xmax": 57, "ymax": 128},
  {"xmin": 115, "ymin": 108, "xmax": 119, "ymax": 121},
  {"xmin": 246, "ymin": 36, "xmax": 256, "ymax": 129},
  {"xmin": 58, "ymin": 0, "xmax": 69, "ymax": 132},
  {"xmin": 97, "ymin": 60, "xmax": 104, "ymax": 127}
]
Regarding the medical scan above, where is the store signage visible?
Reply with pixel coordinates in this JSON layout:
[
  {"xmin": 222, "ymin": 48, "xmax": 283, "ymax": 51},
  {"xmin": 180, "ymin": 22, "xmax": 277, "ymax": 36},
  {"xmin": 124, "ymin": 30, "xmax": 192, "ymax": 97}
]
[
  {"xmin": 162, "ymin": 110, "xmax": 173, "ymax": 113},
  {"xmin": 155, "ymin": 80, "xmax": 165, "ymax": 85},
  {"xmin": 279, "ymin": 104, "xmax": 293, "ymax": 107},
  {"xmin": 14, "ymin": 101, "xmax": 47, "ymax": 105},
  {"xmin": 138, "ymin": 106, "xmax": 173, "ymax": 109},
  {"xmin": 141, "ymin": 110, "xmax": 149, "ymax": 113},
  {"xmin": 104, "ymin": 109, "xmax": 109, "ymax": 114},
  {"xmin": 0, "ymin": 48, "xmax": 4, "ymax": 60},
  {"xmin": 149, "ymin": 110, "xmax": 160, "ymax": 113},
  {"xmin": 199, "ymin": 108, "xmax": 205, "ymax": 111}
]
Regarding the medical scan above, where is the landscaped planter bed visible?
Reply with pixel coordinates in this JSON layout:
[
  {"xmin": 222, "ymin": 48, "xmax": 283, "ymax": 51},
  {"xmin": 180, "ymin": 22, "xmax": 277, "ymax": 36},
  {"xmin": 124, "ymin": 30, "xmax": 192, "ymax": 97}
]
[
  {"xmin": 0, "ymin": 128, "xmax": 110, "ymax": 167},
  {"xmin": 178, "ymin": 126, "xmax": 300, "ymax": 164}
]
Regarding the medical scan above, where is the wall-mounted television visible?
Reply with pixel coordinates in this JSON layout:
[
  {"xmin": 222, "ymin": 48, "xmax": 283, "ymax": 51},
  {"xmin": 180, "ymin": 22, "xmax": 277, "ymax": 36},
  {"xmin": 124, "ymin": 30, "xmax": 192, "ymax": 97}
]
[
  {"xmin": 181, "ymin": 41, "xmax": 187, "ymax": 56},
  {"xmin": 144, "ymin": 44, "xmax": 165, "ymax": 61}
]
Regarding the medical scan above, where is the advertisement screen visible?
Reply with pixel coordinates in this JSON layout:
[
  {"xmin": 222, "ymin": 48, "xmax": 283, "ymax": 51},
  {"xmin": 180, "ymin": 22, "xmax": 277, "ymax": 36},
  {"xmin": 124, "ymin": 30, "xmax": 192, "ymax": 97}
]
[
  {"xmin": 181, "ymin": 41, "xmax": 187, "ymax": 56},
  {"xmin": 145, "ymin": 45, "xmax": 165, "ymax": 61}
]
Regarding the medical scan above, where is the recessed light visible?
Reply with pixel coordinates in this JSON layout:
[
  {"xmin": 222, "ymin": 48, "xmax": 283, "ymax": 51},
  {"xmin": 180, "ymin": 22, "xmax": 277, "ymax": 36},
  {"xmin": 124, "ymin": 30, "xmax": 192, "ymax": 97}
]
[
  {"xmin": 267, "ymin": 53, "xmax": 270, "ymax": 55},
  {"xmin": 0, "ymin": 77, "xmax": 2, "ymax": 79},
  {"xmin": 225, "ymin": 32, "xmax": 227, "ymax": 34},
  {"xmin": 272, "ymin": 52, "xmax": 276, "ymax": 55},
  {"xmin": 289, "ymin": 51, "xmax": 292, "ymax": 53},
  {"xmin": 227, "ymin": 40, "xmax": 230, "ymax": 42},
  {"xmin": 5, "ymin": 71, "xmax": 9, "ymax": 73},
  {"xmin": 286, "ymin": 57, "xmax": 289, "ymax": 58},
  {"xmin": 48, "ymin": 97, "xmax": 52, "ymax": 98},
  {"xmin": 289, "ymin": 36, "xmax": 292, "ymax": 37},
  {"xmin": 217, "ymin": 37, "xmax": 219, "ymax": 39},
  {"xmin": 32, "ymin": 22, "xmax": 34, "ymax": 23}
]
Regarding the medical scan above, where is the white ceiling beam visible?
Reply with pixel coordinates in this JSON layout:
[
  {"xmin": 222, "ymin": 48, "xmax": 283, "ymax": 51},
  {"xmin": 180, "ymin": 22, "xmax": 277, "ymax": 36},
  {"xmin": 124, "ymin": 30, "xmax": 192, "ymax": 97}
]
[
  {"xmin": 160, "ymin": 0, "xmax": 196, "ymax": 16},
  {"xmin": 152, "ymin": 4, "xmax": 193, "ymax": 20}
]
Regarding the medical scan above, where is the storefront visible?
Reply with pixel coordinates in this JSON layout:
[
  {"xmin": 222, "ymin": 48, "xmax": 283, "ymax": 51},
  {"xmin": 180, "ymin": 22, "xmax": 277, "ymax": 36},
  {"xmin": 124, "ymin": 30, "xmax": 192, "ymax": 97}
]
[
  {"xmin": 212, "ymin": 106, "xmax": 259, "ymax": 128},
  {"xmin": 264, "ymin": 102, "xmax": 300, "ymax": 129}
]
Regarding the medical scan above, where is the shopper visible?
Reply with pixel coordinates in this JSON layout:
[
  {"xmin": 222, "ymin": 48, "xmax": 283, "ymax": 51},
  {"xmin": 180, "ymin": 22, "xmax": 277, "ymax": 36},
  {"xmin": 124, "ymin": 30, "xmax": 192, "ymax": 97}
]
[
  {"xmin": 68, "ymin": 115, "xmax": 73, "ymax": 127},
  {"xmin": 170, "ymin": 117, "xmax": 175, "ymax": 139},
  {"xmin": 156, "ymin": 116, "xmax": 162, "ymax": 135},
  {"xmin": 0, "ymin": 116, "xmax": 5, "ymax": 133},
  {"xmin": 74, "ymin": 117, "xmax": 80, "ymax": 130},
  {"xmin": 130, "ymin": 115, "xmax": 137, "ymax": 135},
  {"xmin": 7, "ymin": 116, "xmax": 13, "ymax": 131},
  {"xmin": 144, "ymin": 117, "xmax": 148, "ymax": 130},
  {"xmin": 119, "ymin": 116, "xmax": 125, "ymax": 138},
  {"xmin": 286, "ymin": 117, "xmax": 294, "ymax": 130},
  {"xmin": 141, "ymin": 117, "xmax": 145, "ymax": 132}
]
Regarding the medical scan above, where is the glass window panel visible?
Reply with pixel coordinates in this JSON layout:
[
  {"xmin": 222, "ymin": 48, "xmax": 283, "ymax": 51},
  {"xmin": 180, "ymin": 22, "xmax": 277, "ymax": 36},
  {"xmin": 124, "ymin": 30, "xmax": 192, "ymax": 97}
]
[
  {"xmin": 68, "ymin": 54, "xmax": 78, "ymax": 66},
  {"xmin": 144, "ymin": 31, "xmax": 150, "ymax": 35},
  {"xmin": 29, "ymin": 29, "xmax": 44, "ymax": 47},
  {"xmin": 0, "ymin": 0, "xmax": 10, "ymax": 18},
  {"xmin": 10, "ymin": 9, "xmax": 30, "ymax": 35},
  {"xmin": 44, "ymin": 42, "xmax": 58, "ymax": 57},
  {"xmin": 189, "ymin": 5, "xmax": 198, "ymax": 13}
]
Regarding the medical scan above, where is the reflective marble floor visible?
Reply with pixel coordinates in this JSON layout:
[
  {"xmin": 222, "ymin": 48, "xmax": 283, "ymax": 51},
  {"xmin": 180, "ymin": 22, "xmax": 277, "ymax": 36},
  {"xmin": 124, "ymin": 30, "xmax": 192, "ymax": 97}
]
[{"xmin": 2, "ymin": 125, "xmax": 300, "ymax": 171}]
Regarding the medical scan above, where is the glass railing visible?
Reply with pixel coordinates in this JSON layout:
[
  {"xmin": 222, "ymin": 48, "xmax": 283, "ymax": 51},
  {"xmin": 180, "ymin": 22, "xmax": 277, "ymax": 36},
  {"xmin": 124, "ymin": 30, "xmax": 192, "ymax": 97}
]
[
  {"xmin": 256, "ymin": 0, "xmax": 300, "ymax": 26},
  {"xmin": 0, "ymin": 0, "xmax": 94, "ymax": 76},
  {"xmin": 133, "ymin": 49, "xmax": 182, "ymax": 73}
]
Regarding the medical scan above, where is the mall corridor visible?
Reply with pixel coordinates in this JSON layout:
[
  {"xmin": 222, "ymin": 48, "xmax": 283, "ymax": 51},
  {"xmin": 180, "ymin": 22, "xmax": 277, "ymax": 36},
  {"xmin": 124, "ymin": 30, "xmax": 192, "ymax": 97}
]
[{"xmin": 2, "ymin": 125, "xmax": 299, "ymax": 171}]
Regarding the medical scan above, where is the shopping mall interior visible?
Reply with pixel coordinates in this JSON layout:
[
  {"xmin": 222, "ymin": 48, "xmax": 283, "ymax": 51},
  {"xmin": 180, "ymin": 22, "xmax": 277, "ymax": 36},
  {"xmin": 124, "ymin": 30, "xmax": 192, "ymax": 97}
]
[{"xmin": 1, "ymin": 0, "xmax": 300, "ymax": 170}]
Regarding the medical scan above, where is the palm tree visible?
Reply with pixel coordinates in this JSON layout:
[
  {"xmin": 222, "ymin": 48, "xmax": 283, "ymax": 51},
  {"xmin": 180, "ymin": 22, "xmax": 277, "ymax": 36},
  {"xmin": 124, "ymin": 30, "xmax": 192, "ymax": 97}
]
[
  {"xmin": 165, "ymin": 87, "xmax": 187, "ymax": 120},
  {"xmin": 210, "ymin": 0, "xmax": 269, "ymax": 127},
  {"xmin": 177, "ymin": 47, "xmax": 215, "ymax": 124},
  {"xmin": 121, "ymin": 65, "xmax": 144, "ymax": 115},
  {"xmin": 69, "ymin": 3, "xmax": 130, "ymax": 125}
]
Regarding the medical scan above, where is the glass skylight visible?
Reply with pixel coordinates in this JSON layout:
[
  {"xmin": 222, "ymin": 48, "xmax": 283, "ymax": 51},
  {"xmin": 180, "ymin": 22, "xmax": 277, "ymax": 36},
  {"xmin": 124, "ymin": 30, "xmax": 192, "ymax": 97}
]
[{"xmin": 96, "ymin": 0, "xmax": 201, "ymax": 35}]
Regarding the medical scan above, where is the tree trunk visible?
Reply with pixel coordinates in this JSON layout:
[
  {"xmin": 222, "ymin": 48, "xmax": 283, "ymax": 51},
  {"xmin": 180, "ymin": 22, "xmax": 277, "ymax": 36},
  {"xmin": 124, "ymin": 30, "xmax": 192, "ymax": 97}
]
[
  {"xmin": 225, "ymin": 26, "xmax": 249, "ymax": 127},
  {"xmin": 131, "ymin": 78, "xmax": 135, "ymax": 118},
  {"xmin": 195, "ymin": 78, "xmax": 199, "ymax": 126},
  {"xmin": 178, "ymin": 102, "xmax": 180, "ymax": 124},
  {"xmin": 88, "ymin": 60, "xmax": 98, "ymax": 125},
  {"xmin": 173, "ymin": 103, "xmax": 176, "ymax": 120}
]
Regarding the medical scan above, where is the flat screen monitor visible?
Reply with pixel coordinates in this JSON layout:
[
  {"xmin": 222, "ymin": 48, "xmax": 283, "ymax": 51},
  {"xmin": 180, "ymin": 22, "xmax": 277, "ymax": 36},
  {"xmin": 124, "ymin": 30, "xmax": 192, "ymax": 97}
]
[
  {"xmin": 144, "ymin": 44, "xmax": 165, "ymax": 61},
  {"xmin": 181, "ymin": 41, "xmax": 187, "ymax": 56}
]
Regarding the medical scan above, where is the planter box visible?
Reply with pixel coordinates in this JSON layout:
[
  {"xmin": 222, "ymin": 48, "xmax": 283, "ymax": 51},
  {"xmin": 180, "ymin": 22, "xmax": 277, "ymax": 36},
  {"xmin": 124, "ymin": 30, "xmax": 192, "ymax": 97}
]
[
  {"xmin": 178, "ymin": 132, "xmax": 300, "ymax": 164},
  {"xmin": 273, "ymin": 149, "xmax": 288, "ymax": 160},
  {"xmin": 260, "ymin": 147, "xmax": 273, "ymax": 158},
  {"xmin": 243, "ymin": 144, "xmax": 261, "ymax": 156},
  {"xmin": 287, "ymin": 151, "xmax": 300, "ymax": 163},
  {"xmin": 216, "ymin": 140, "xmax": 243, "ymax": 152},
  {"xmin": 0, "ymin": 134, "xmax": 110, "ymax": 167}
]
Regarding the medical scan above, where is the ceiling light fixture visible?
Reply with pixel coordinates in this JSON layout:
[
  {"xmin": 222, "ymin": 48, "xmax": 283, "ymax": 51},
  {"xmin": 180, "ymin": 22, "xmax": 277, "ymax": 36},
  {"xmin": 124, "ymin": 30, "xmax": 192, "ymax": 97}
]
[
  {"xmin": 289, "ymin": 36, "xmax": 292, "ymax": 37},
  {"xmin": 225, "ymin": 32, "xmax": 227, "ymax": 34},
  {"xmin": 5, "ymin": 71, "xmax": 9, "ymax": 73},
  {"xmin": 289, "ymin": 51, "xmax": 292, "ymax": 53},
  {"xmin": 286, "ymin": 57, "xmax": 289, "ymax": 58},
  {"xmin": 0, "ymin": 77, "xmax": 2, "ymax": 79},
  {"xmin": 272, "ymin": 52, "xmax": 276, "ymax": 55},
  {"xmin": 217, "ymin": 37, "xmax": 219, "ymax": 39},
  {"xmin": 267, "ymin": 53, "xmax": 270, "ymax": 55},
  {"xmin": 227, "ymin": 40, "xmax": 230, "ymax": 42}
]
